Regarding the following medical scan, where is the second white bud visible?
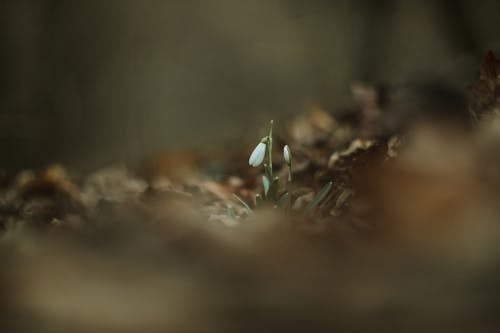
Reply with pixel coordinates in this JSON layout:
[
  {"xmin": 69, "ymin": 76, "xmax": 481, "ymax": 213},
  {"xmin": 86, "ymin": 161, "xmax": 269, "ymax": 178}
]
[{"xmin": 283, "ymin": 145, "xmax": 292, "ymax": 165}]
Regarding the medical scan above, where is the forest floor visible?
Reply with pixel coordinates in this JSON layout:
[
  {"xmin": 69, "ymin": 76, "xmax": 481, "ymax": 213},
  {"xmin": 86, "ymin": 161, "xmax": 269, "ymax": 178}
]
[{"xmin": 1, "ymin": 52, "xmax": 500, "ymax": 333}]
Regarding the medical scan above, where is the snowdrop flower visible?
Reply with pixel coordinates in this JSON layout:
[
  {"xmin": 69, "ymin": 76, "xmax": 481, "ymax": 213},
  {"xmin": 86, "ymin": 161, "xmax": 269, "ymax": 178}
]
[
  {"xmin": 283, "ymin": 145, "xmax": 292, "ymax": 165},
  {"xmin": 249, "ymin": 141, "xmax": 267, "ymax": 167}
]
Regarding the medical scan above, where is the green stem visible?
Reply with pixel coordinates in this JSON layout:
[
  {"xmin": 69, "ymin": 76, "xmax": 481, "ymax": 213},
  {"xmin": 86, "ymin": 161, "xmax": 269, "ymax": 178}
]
[
  {"xmin": 288, "ymin": 162, "xmax": 292, "ymax": 182},
  {"xmin": 267, "ymin": 120, "xmax": 273, "ymax": 176}
]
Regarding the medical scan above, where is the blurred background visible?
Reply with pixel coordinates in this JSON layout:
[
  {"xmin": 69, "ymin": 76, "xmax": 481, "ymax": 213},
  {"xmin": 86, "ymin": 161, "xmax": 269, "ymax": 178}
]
[{"xmin": 0, "ymin": 0, "xmax": 499, "ymax": 171}]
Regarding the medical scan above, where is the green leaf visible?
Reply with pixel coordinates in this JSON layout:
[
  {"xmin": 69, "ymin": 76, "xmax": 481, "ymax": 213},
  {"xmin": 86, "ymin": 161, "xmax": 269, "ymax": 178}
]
[
  {"xmin": 262, "ymin": 175, "xmax": 270, "ymax": 197},
  {"xmin": 232, "ymin": 194, "xmax": 253, "ymax": 214},
  {"xmin": 264, "ymin": 163, "xmax": 273, "ymax": 180},
  {"xmin": 305, "ymin": 181, "xmax": 333, "ymax": 214},
  {"xmin": 277, "ymin": 192, "xmax": 291, "ymax": 209},
  {"xmin": 331, "ymin": 188, "xmax": 354, "ymax": 216},
  {"xmin": 267, "ymin": 177, "xmax": 280, "ymax": 202}
]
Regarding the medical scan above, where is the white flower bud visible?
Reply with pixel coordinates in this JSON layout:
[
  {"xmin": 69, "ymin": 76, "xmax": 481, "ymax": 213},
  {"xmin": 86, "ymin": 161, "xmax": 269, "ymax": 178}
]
[
  {"xmin": 283, "ymin": 145, "xmax": 292, "ymax": 165},
  {"xmin": 249, "ymin": 142, "xmax": 267, "ymax": 167}
]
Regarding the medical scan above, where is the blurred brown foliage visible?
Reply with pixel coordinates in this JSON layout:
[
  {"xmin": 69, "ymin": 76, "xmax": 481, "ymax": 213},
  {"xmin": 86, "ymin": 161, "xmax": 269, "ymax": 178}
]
[{"xmin": 2, "ymin": 52, "xmax": 500, "ymax": 332}]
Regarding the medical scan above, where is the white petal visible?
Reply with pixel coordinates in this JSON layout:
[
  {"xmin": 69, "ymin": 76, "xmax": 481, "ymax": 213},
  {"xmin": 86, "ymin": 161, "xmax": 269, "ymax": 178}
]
[
  {"xmin": 283, "ymin": 145, "xmax": 291, "ymax": 164},
  {"xmin": 249, "ymin": 142, "xmax": 266, "ymax": 167}
]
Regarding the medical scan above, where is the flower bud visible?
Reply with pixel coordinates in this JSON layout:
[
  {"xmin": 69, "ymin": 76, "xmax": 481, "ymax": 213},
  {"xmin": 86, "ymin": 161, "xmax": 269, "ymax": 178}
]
[
  {"xmin": 283, "ymin": 145, "xmax": 292, "ymax": 165},
  {"xmin": 249, "ymin": 142, "xmax": 267, "ymax": 167}
]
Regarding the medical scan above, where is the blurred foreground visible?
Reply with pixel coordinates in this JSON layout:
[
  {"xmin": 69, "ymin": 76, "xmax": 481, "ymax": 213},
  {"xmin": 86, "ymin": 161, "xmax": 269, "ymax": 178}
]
[{"xmin": 1, "ymin": 52, "xmax": 500, "ymax": 332}]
